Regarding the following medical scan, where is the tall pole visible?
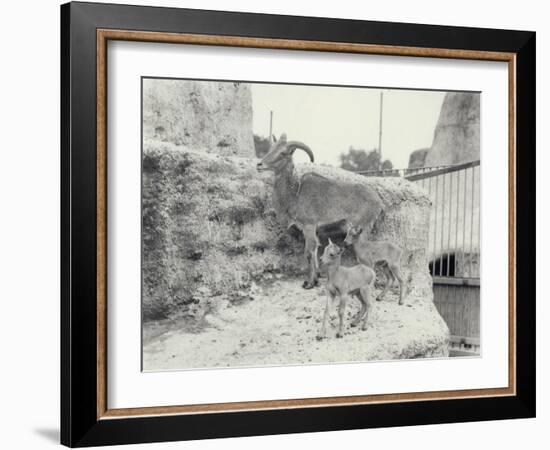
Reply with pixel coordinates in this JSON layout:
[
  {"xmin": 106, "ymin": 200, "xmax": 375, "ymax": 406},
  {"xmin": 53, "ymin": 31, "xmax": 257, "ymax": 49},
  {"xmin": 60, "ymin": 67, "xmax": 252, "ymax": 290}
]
[
  {"xmin": 269, "ymin": 110, "xmax": 273, "ymax": 138},
  {"xmin": 378, "ymin": 91, "xmax": 384, "ymax": 171}
]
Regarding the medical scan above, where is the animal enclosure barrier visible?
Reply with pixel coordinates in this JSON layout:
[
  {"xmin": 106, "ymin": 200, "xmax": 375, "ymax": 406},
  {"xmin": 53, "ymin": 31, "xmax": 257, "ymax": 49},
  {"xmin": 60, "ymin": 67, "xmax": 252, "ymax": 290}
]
[
  {"xmin": 360, "ymin": 161, "xmax": 481, "ymax": 354},
  {"xmin": 405, "ymin": 160, "xmax": 480, "ymax": 279},
  {"xmin": 407, "ymin": 161, "xmax": 480, "ymax": 354}
]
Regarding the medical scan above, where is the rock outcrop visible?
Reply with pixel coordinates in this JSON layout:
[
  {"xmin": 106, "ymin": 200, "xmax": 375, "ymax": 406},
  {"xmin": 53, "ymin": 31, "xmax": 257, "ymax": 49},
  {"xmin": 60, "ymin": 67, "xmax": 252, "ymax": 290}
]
[
  {"xmin": 424, "ymin": 92, "xmax": 480, "ymax": 167},
  {"xmin": 143, "ymin": 79, "xmax": 255, "ymax": 157},
  {"xmin": 407, "ymin": 93, "xmax": 480, "ymax": 169},
  {"xmin": 408, "ymin": 148, "xmax": 429, "ymax": 169},
  {"xmin": 142, "ymin": 142, "xmax": 450, "ymax": 366}
]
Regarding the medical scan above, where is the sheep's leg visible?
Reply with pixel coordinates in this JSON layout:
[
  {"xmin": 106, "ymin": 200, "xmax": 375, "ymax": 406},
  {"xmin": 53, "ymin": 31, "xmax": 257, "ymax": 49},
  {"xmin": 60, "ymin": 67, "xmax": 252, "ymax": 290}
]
[
  {"xmin": 312, "ymin": 245, "xmax": 321, "ymax": 283},
  {"xmin": 376, "ymin": 263, "xmax": 392, "ymax": 301},
  {"xmin": 389, "ymin": 264, "xmax": 406, "ymax": 305},
  {"xmin": 351, "ymin": 292, "xmax": 367, "ymax": 327},
  {"xmin": 386, "ymin": 263, "xmax": 396, "ymax": 287},
  {"xmin": 360, "ymin": 284, "xmax": 373, "ymax": 331},
  {"xmin": 379, "ymin": 262, "xmax": 391, "ymax": 286},
  {"xmin": 317, "ymin": 291, "xmax": 335, "ymax": 340},
  {"xmin": 379, "ymin": 262, "xmax": 395, "ymax": 287},
  {"xmin": 336, "ymin": 294, "xmax": 349, "ymax": 338},
  {"xmin": 302, "ymin": 225, "xmax": 319, "ymax": 289}
]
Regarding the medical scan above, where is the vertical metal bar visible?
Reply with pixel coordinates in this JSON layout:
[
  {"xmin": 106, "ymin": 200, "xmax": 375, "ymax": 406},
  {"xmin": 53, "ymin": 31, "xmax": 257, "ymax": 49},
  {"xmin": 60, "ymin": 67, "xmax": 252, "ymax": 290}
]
[
  {"xmin": 477, "ymin": 165, "xmax": 481, "ymax": 278},
  {"xmin": 378, "ymin": 91, "xmax": 384, "ymax": 171},
  {"xmin": 446, "ymin": 171, "xmax": 453, "ymax": 276},
  {"xmin": 469, "ymin": 166, "xmax": 476, "ymax": 278},
  {"xmin": 439, "ymin": 173, "xmax": 446, "ymax": 276},
  {"xmin": 426, "ymin": 175, "xmax": 431, "ymax": 269},
  {"xmin": 432, "ymin": 175, "xmax": 438, "ymax": 276},
  {"xmin": 454, "ymin": 168, "xmax": 460, "ymax": 276},
  {"xmin": 462, "ymin": 166, "xmax": 468, "ymax": 277}
]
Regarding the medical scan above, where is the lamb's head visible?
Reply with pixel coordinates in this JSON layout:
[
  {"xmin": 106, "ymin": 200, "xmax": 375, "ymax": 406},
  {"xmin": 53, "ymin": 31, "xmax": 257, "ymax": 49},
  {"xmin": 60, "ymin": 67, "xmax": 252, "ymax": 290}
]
[
  {"xmin": 256, "ymin": 133, "xmax": 314, "ymax": 173},
  {"xmin": 321, "ymin": 238, "xmax": 343, "ymax": 265},
  {"xmin": 343, "ymin": 225, "xmax": 363, "ymax": 246}
]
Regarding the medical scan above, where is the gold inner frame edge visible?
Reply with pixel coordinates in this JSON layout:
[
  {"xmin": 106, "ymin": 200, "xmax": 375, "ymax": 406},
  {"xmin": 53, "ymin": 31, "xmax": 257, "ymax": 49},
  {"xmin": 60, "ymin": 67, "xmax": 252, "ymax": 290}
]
[{"xmin": 95, "ymin": 28, "xmax": 517, "ymax": 420}]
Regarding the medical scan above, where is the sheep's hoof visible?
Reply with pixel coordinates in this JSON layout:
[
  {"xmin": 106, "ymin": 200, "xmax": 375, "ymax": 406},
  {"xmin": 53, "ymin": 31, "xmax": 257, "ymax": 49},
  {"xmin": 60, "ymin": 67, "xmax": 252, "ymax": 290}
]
[
  {"xmin": 350, "ymin": 322, "xmax": 358, "ymax": 328},
  {"xmin": 316, "ymin": 335, "xmax": 325, "ymax": 341},
  {"xmin": 376, "ymin": 296, "xmax": 383, "ymax": 302},
  {"xmin": 336, "ymin": 332, "xmax": 343, "ymax": 339},
  {"xmin": 302, "ymin": 281, "xmax": 315, "ymax": 289},
  {"xmin": 361, "ymin": 324, "xmax": 368, "ymax": 331}
]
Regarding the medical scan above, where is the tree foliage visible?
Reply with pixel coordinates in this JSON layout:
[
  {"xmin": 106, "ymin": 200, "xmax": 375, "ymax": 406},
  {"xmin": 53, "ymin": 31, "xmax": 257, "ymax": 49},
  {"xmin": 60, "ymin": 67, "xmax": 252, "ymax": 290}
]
[
  {"xmin": 254, "ymin": 134, "xmax": 272, "ymax": 158},
  {"xmin": 339, "ymin": 147, "xmax": 393, "ymax": 172}
]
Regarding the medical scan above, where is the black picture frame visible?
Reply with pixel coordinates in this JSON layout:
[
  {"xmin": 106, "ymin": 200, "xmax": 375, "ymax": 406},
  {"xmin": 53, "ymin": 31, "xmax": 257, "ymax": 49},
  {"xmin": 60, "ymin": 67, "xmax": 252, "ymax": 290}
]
[{"xmin": 61, "ymin": 1, "xmax": 535, "ymax": 447}]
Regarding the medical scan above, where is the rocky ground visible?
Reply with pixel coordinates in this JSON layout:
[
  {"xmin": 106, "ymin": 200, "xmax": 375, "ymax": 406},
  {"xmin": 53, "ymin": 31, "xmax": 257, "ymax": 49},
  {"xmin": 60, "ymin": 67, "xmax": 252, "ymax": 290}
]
[{"xmin": 142, "ymin": 277, "xmax": 449, "ymax": 371}]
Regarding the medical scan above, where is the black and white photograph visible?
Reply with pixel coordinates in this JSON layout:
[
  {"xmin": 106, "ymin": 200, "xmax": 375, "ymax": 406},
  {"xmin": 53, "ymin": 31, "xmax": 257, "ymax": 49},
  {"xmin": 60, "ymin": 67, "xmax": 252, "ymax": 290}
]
[{"xmin": 141, "ymin": 78, "xmax": 481, "ymax": 371}]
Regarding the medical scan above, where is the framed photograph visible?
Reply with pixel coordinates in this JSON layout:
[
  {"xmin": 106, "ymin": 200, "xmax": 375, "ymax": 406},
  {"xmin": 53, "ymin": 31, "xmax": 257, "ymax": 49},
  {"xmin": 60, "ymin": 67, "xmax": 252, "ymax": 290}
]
[{"xmin": 61, "ymin": 1, "xmax": 535, "ymax": 447}]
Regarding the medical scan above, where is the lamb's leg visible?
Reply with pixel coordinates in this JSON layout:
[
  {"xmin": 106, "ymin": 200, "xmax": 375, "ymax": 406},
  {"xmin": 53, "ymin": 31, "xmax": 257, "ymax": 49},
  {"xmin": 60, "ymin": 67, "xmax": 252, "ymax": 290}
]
[
  {"xmin": 376, "ymin": 262, "xmax": 392, "ymax": 301},
  {"xmin": 386, "ymin": 263, "xmax": 396, "ymax": 287},
  {"xmin": 302, "ymin": 225, "xmax": 319, "ymax": 289},
  {"xmin": 351, "ymin": 292, "xmax": 367, "ymax": 327},
  {"xmin": 360, "ymin": 284, "xmax": 373, "ymax": 331},
  {"xmin": 380, "ymin": 262, "xmax": 393, "ymax": 287},
  {"xmin": 336, "ymin": 295, "xmax": 348, "ymax": 338},
  {"xmin": 389, "ymin": 264, "xmax": 406, "ymax": 305},
  {"xmin": 317, "ymin": 291, "xmax": 335, "ymax": 340}
]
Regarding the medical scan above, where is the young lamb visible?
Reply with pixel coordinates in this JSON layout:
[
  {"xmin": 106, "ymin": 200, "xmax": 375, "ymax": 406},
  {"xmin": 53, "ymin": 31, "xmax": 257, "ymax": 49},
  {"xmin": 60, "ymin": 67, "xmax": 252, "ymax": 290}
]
[
  {"xmin": 343, "ymin": 225, "xmax": 406, "ymax": 305},
  {"xmin": 317, "ymin": 239, "xmax": 376, "ymax": 340}
]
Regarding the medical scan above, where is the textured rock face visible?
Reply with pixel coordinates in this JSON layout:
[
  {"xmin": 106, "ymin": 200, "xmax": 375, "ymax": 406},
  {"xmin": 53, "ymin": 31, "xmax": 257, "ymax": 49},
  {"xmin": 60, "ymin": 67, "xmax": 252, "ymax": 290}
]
[
  {"xmin": 142, "ymin": 142, "xmax": 437, "ymax": 318},
  {"xmin": 408, "ymin": 148, "xmax": 429, "ymax": 169},
  {"xmin": 142, "ymin": 79, "xmax": 254, "ymax": 157},
  {"xmin": 142, "ymin": 142, "xmax": 449, "ymax": 367},
  {"xmin": 142, "ymin": 141, "xmax": 302, "ymax": 321},
  {"xmin": 143, "ymin": 278, "xmax": 450, "ymax": 370},
  {"xmin": 424, "ymin": 93, "xmax": 480, "ymax": 167}
]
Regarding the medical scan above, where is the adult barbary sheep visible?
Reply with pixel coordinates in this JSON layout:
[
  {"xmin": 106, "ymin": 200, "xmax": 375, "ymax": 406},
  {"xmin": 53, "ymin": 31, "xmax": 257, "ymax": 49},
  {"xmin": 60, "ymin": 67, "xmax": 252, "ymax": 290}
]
[{"xmin": 256, "ymin": 134, "xmax": 384, "ymax": 289}]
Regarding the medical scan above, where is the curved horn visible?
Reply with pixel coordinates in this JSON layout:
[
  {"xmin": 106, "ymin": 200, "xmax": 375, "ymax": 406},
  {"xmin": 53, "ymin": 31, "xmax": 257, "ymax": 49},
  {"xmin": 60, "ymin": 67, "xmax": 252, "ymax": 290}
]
[{"xmin": 286, "ymin": 141, "xmax": 314, "ymax": 162}]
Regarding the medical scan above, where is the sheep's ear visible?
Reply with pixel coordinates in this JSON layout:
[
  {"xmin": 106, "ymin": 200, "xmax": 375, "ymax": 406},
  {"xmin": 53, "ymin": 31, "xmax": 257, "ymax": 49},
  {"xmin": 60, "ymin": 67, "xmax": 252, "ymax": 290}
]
[
  {"xmin": 279, "ymin": 133, "xmax": 287, "ymax": 143},
  {"xmin": 357, "ymin": 227, "xmax": 363, "ymax": 235},
  {"xmin": 272, "ymin": 134, "xmax": 277, "ymax": 143},
  {"xmin": 328, "ymin": 238, "xmax": 333, "ymax": 245}
]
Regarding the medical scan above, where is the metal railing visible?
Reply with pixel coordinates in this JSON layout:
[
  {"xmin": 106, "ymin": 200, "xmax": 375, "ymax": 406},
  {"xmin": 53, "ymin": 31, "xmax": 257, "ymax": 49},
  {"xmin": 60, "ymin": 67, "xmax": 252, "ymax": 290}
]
[
  {"xmin": 356, "ymin": 164, "xmax": 455, "ymax": 178},
  {"xmin": 356, "ymin": 160, "xmax": 481, "ymax": 348},
  {"xmin": 356, "ymin": 160, "xmax": 481, "ymax": 280},
  {"xmin": 408, "ymin": 161, "xmax": 480, "ymax": 279}
]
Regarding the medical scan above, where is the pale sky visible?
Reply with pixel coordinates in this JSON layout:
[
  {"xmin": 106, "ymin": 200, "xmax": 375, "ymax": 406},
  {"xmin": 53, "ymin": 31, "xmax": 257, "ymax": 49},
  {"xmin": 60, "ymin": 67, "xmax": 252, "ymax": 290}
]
[{"xmin": 251, "ymin": 84, "xmax": 446, "ymax": 169}]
